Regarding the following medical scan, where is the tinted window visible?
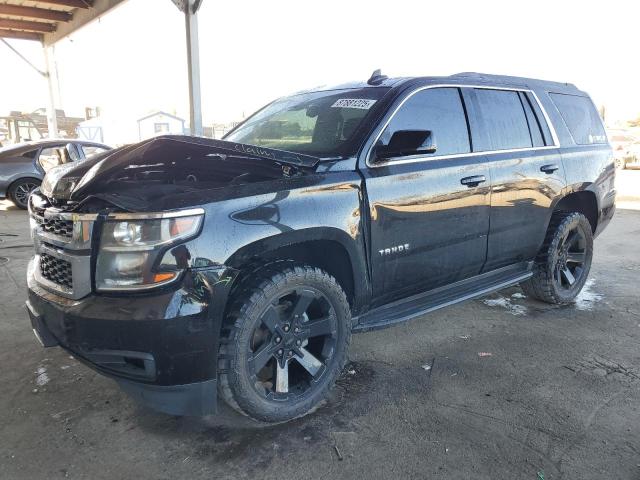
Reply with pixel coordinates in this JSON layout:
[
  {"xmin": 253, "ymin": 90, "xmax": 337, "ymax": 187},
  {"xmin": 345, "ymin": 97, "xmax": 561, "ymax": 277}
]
[
  {"xmin": 519, "ymin": 92, "xmax": 545, "ymax": 147},
  {"xmin": 379, "ymin": 87, "xmax": 470, "ymax": 157},
  {"xmin": 226, "ymin": 88, "xmax": 389, "ymax": 156},
  {"xmin": 550, "ymin": 93, "xmax": 606, "ymax": 145},
  {"xmin": 525, "ymin": 92, "xmax": 554, "ymax": 145},
  {"xmin": 474, "ymin": 89, "xmax": 532, "ymax": 150}
]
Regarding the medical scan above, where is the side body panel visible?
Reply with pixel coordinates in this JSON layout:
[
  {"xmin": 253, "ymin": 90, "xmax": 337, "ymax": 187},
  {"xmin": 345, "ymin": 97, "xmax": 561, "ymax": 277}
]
[
  {"xmin": 460, "ymin": 87, "xmax": 567, "ymax": 272},
  {"xmin": 356, "ymin": 84, "xmax": 491, "ymax": 306},
  {"xmin": 361, "ymin": 158, "xmax": 490, "ymax": 305},
  {"xmin": 482, "ymin": 147, "xmax": 565, "ymax": 270},
  {"xmin": 179, "ymin": 165, "xmax": 371, "ymax": 313},
  {"xmin": 0, "ymin": 153, "xmax": 42, "ymax": 198},
  {"xmin": 534, "ymin": 89, "xmax": 616, "ymax": 236}
]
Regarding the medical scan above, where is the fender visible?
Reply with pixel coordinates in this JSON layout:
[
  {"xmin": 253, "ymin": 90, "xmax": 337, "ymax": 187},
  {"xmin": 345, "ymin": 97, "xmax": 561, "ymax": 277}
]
[{"xmin": 225, "ymin": 226, "xmax": 371, "ymax": 311}]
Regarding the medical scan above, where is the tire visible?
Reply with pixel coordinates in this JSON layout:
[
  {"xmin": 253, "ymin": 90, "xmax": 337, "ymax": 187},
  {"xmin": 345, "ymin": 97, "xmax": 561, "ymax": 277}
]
[
  {"xmin": 8, "ymin": 178, "xmax": 40, "ymax": 209},
  {"xmin": 521, "ymin": 212, "xmax": 593, "ymax": 304},
  {"xmin": 218, "ymin": 263, "xmax": 351, "ymax": 423}
]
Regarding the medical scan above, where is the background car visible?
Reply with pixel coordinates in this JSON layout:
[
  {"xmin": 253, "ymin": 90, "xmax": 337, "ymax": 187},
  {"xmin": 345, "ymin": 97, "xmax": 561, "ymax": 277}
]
[
  {"xmin": 0, "ymin": 139, "xmax": 111, "ymax": 209},
  {"xmin": 609, "ymin": 132, "xmax": 639, "ymax": 169},
  {"xmin": 618, "ymin": 141, "xmax": 640, "ymax": 169}
]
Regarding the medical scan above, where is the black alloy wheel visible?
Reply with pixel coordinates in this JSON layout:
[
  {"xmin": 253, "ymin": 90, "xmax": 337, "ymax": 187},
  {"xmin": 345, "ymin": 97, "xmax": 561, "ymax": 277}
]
[
  {"xmin": 219, "ymin": 264, "xmax": 351, "ymax": 423},
  {"xmin": 248, "ymin": 288, "xmax": 337, "ymax": 400},
  {"xmin": 553, "ymin": 225, "xmax": 587, "ymax": 291},
  {"xmin": 521, "ymin": 212, "xmax": 594, "ymax": 304}
]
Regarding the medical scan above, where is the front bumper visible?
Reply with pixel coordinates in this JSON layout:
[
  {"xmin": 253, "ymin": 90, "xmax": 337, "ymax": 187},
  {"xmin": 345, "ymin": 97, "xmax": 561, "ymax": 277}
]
[{"xmin": 26, "ymin": 262, "xmax": 237, "ymax": 416}]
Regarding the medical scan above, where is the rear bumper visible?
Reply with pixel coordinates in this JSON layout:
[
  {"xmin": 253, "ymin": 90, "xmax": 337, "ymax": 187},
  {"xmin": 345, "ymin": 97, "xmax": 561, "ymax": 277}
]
[
  {"xmin": 595, "ymin": 188, "xmax": 616, "ymax": 238},
  {"xmin": 26, "ymin": 262, "xmax": 237, "ymax": 416}
]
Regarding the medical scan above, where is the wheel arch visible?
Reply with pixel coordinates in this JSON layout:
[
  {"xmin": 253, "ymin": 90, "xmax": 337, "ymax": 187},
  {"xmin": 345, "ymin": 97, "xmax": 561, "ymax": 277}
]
[
  {"xmin": 8, "ymin": 175, "xmax": 42, "ymax": 189},
  {"xmin": 225, "ymin": 227, "xmax": 369, "ymax": 313},
  {"xmin": 551, "ymin": 189, "xmax": 598, "ymax": 233}
]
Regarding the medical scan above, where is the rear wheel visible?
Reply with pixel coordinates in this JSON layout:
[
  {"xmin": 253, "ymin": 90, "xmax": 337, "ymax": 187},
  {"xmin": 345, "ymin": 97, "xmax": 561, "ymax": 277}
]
[
  {"xmin": 218, "ymin": 264, "xmax": 351, "ymax": 423},
  {"xmin": 8, "ymin": 178, "xmax": 39, "ymax": 209},
  {"xmin": 521, "ymin": 212, "xmax": 593, "ymax": 304}
]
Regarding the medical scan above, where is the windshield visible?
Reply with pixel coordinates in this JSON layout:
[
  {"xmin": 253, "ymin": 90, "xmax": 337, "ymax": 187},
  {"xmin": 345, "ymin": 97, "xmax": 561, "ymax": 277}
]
[{"xmin": 225, "ymin": 88, "xmax": 389, "ymax": 156}]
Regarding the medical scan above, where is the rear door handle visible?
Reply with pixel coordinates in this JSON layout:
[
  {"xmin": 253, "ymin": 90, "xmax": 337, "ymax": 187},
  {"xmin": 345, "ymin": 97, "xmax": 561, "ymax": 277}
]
[
  {"xmin": 460, "ymin": 175, "xmax": 486, "ymax": 187},
  {"xmin": 540, "ymin": 164, "xmax": 559, "ymax": 174}
]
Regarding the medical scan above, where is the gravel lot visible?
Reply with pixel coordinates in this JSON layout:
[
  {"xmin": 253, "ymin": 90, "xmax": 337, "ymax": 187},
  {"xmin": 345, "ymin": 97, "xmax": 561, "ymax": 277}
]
[{"xmin": 1, "ymin": 171, "xmax": 639, "ymax": 479}]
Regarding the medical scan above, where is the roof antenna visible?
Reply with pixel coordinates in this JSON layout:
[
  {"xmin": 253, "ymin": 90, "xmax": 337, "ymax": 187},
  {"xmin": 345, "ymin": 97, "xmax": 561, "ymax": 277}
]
[{"xmin": 367, "ymin": 69, "xmax": 388, "ymax": 86}]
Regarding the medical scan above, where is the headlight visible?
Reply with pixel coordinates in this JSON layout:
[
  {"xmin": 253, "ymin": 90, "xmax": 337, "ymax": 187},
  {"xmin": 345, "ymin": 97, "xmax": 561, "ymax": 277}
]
[
  {"xmin": 41, "ymin": 161, "xmax": 80, "ymax": 198},
  {"xmin": 96, "ymin": 210, "xmax": 203, "ymax": 291}
]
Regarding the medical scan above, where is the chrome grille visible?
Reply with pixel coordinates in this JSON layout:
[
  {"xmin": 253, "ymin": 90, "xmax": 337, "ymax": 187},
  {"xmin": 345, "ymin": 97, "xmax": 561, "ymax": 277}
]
[
  {"xmin": 29, "ymin": 192, "xmax": 96, "ymax": 299},
  {"xmin": 40, "ymin": 253, "xmax": 73, "ymax": 289},
  {"xmin": 42, "ymin": 217, "xmax": 73, "ymax": 238}
]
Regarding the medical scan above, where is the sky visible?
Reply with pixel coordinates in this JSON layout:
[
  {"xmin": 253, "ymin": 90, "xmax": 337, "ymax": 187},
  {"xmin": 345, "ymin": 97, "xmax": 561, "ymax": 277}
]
[{"xmin": 0, "ymin": 0, "xmax": 638, "ymax": 127}]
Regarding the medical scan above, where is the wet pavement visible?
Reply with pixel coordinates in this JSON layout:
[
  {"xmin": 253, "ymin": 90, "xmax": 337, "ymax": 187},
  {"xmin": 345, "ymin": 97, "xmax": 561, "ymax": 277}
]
[{"xmin": 1, "ymin": 198, "xmax": 639, "ymax": 480}]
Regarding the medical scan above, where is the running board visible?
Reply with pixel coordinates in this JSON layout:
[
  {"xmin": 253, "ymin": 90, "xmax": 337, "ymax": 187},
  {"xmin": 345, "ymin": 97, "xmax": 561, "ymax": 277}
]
[{"xmin": 353, "ymin": 262, "xmax": 533, "ymax": 332}]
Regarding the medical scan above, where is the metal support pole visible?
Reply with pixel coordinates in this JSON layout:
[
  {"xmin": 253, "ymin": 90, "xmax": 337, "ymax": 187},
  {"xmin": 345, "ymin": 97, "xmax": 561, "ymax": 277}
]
[
  {"xmin": 43, "ymin": 45, "xmax": 58, "ymax": 138},
  {"xmin": 185, "ymin": 0, "xmax": 203, "ymax": 137}
]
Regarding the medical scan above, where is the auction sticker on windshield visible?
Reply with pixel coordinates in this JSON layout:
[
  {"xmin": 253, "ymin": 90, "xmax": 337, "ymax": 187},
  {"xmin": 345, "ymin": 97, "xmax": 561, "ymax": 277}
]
[{"xmin": 331, "ymin": 98, "xmax": 377, "ymax": 109}]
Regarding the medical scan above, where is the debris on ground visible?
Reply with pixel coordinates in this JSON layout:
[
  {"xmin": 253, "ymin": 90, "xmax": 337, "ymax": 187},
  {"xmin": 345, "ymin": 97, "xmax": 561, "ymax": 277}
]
[
  {"xmin": 421, "ymin": 364, "xmax": 432, "ymax": 371},
  {"xmin": 478, "ymin": 352, "xmax": 493, "ymax": 357},
  {"xmin": 511, "ymin": 292, "xmax": 526, "ymax": 299},
  {"xmin": 574, "ymin": 278, "xmax": 603, "ymax": 311},
  {"xmin": 331, "ymin": 432, "xmax": 357, "ymax": 461},
  {"xmin": 334, "ymin": 445, "xmax": 343, "ymax": 461},
  {"xmin": 483, "ymin": 296, "xmax": 527, "ymax": 316},
  {"xmin": 35, "ymin": 367, "xmax": 49, "ymax": 386}
]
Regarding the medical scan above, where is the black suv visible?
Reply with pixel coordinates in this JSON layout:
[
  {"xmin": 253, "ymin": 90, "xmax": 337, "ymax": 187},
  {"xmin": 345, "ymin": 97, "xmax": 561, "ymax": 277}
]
[{"xmin": 26, "ymin": 72, "xmax": 615, "ymax": 423}]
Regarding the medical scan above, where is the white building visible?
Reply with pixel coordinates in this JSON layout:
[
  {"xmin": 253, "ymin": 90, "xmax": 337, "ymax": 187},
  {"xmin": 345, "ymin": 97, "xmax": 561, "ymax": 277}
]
[{"xmin": 137, "ymin": 112, "xmax": 186, "ymax": 140}]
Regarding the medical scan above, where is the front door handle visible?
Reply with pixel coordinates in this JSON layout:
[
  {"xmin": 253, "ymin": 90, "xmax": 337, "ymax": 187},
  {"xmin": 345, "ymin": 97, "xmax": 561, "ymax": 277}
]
[
  {"xmin": 540, "ymin": 164, "xmax": 559, "ymax": 174},
  {"xmin": 460, "ymin": 175, "xmax": 486, "ymax": 187}
]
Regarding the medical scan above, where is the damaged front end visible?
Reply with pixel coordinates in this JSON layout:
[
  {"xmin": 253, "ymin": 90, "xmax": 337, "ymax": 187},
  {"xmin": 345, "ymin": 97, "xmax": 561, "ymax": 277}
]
[
  {"xmin": 41, "ymin": 135, "xmax": 319, "ymax": 213},
  {"xmin": 31, "ymin": 135, "xmax": 319, "ymax": 297},
  {"xmin": 26, "ymin": 135, "xmax": 319, "ymax": 416}
]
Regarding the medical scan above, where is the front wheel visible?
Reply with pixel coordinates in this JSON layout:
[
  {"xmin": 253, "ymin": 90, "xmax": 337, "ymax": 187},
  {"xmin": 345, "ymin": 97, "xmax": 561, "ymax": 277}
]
[
  {"xmin": 218, "ymin": 264, "xmax": 351, "ymax": 423},
  {"xmin": 521, "ymin": 212, "xmax": 593, "ymax": 304}
]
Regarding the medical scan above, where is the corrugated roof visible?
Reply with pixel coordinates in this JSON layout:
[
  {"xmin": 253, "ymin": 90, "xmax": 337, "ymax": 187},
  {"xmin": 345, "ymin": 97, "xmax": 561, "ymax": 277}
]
[
  {"xmin": 0, "ymin": 0, "xmax": 126, "ymax": 45},
  {"xmin": 0, "ymin": 0, "xmax": 90, "ymax": 42}
]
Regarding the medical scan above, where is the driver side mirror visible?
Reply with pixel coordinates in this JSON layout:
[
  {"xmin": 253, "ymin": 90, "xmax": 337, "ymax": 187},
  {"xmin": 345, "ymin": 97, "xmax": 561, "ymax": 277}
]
[{"xmin": 373, "ymin": 130, "xmax": 437, "ymax": 161}]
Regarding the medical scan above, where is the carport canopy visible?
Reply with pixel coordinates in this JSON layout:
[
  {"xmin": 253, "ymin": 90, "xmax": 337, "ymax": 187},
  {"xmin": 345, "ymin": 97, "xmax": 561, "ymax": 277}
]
[{"xmin": 0, "ymin": 0, "xmax": 203, "ymax": 137}]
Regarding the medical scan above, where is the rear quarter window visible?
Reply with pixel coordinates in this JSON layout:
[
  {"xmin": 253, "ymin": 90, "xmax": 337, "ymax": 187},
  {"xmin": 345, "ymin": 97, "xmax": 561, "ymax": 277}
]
[{"xmin": 549, "ymin": 93, "xmax": 607, "ymax": 145}]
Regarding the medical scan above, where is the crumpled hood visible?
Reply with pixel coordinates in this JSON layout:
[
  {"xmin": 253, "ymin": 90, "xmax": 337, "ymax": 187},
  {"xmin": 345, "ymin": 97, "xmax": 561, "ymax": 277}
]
[{"xmin": 41, "ymin": 135, "xmax": 320, "ymax": 208}]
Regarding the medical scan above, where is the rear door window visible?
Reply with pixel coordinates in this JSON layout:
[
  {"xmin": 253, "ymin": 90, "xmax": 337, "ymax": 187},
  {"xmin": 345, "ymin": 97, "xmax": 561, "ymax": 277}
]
[
  {"xmin": 379, "ymin": 87, "xmax": 470, "ymax": 158},
  {"xmin": 37, "ymin": 146, "xmax": 64, "ymax": 172},
  {"xmin": 525, "ymin": 92, "xmax": 554, "ymax": 146},
  {"xmin": 549, "ymin": 93, "xmax": 607, "ymax": 145},
  {"xmin": 474, "ymin": 89, "xmax": 532, "ymax": 150},
  {"xmin": 519, "ymin": 92, "xmax": 545, "ymax": 147}
]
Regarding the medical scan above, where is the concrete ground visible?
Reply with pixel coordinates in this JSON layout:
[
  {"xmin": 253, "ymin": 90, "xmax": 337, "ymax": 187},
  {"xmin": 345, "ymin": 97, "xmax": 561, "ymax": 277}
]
[{"xmin": 1, "ymin": 171, "xmax": 639, "ymax": 480}]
